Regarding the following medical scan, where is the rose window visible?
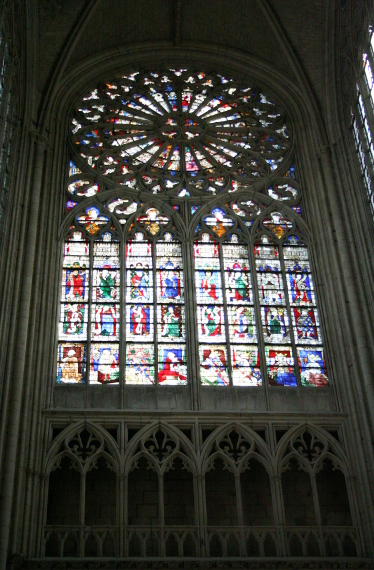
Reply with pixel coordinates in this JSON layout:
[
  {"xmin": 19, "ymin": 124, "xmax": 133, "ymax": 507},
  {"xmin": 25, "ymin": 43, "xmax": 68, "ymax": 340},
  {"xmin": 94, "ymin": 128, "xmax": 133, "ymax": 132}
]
[{"xmin": 71, "ymin": 69, "xmax": 291, "ymax": 198}]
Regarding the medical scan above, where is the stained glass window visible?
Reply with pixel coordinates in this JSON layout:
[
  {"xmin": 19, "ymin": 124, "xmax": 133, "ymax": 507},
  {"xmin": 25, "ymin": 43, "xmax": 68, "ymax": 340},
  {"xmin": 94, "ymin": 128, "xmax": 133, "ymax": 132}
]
[
  {"xmin": 353, "ymin": 25, "xmax": 374, "ymax": 219},
  {"xmin": 0, "ymin": 32, "xmax": 17, "ymax": 254},
  {"xmin": 57, "ymin": 67, "xmax": 329, "ymax": 391}
]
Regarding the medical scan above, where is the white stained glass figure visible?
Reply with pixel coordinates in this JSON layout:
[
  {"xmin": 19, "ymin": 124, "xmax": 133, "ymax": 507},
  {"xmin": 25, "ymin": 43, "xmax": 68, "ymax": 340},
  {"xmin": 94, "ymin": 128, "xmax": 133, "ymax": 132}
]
[{"xmin": 90, "ymin": 343, "xmax": 119, "ymax": 384}]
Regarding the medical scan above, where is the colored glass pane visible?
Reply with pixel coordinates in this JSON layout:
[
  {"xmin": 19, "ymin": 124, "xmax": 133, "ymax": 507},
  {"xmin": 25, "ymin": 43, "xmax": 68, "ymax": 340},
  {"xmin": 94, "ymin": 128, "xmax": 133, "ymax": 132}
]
[
  {"xmin": 57, "ymin": 342, "xmax": 86, "ymax": 384},
  {"xmin": 199, "ymin": 345, "xmax": 229, "ymax": 386},
  {"xmin": 265, "ymin": 345, "xmax": 297, "ymax": 387},
  {"xmin": 72, "ymin": 69, "xmax": 290, "ymax": 197},
  {"xmin": 231, "ymin": 346, "xmax": 262, "ymax": 386},
  {"xmin": 90, "ymin": 343, "xmax": 119, "ymax": 384}
]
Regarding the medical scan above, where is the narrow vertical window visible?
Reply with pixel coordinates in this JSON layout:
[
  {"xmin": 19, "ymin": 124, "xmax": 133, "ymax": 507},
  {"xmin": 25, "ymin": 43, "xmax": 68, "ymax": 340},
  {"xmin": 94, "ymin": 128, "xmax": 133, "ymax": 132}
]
[
  {"xmin": 352, "ymin": 24, "xmax": 374, "ymax": 219},
  {"xmin": 194, "ymin": 208, "xmax": 260, "ymax": 387},
  {"xmin": 125, "ymin": 234, "xmax": 155, "ymax": 385},
  {"xmin": 255, "ymin": 232, "xmax": 297, "ymax": 387},
  {"xmin": 57, "ymin": 232, "xmax": 89, "ymax": 383},
  {"xmin": 125, "ymin": 209, "xmax": 187, "ymax": 385},
  {"xmin": 90, "ymin": 235, "xmax": 120, "ymax": 384}
]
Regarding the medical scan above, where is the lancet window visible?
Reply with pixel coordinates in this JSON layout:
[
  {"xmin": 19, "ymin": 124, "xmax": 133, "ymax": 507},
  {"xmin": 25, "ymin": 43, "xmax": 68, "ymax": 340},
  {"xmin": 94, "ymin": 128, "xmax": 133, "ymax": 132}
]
[
  {"xmin": 0, "ymin": 25, "xmax": 17, "ymax": 253},
  {"xmin": 352, "ymin": 24, "xmax": 374, "ymax": 218},
  {"xmin": 56, "ymin": 68, "xmax": 329, "ymax": 390}
]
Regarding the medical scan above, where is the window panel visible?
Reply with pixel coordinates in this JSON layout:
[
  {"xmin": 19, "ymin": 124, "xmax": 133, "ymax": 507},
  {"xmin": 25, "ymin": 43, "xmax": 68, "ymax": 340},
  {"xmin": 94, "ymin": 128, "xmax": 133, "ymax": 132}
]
[
  {"xmin": 90, "ymin": 343, "xmax": 120, "ymax": 384},
  {"xmin": 59, "ymin": 303, "xmax": 88, "ymax": 341},
  {"xmin": 199, "ymin": 345, "xmax": 230, "ymax": 386},
  {"xmin": 265, "ymin": 345, "xmax": 297, "ymax": 387},
  {"xmin": 126, "ymin": 305, "xmax": 154, "ymax": 341},
  {"xmin": 195, "ymin": 231, "xmax": 259, "ymax": 386},
  {"xmin": 231, "ymin": 346, "xmax": 262, "ymax": 386},
  {"xmin": 228, "ymin": 306, "xmax": 257, "ymax": 342},
  {"xmin": 198, "ymin": 305, "xmax": 226, "ymax": 341},
  {"xmin": 57, "ymin": 342, "xmax": 86, "ymax": 384},
  {"xmin": 126, "ymin": 344, "xmax": 155, "ymax": 385},
  {"xmin": 297, "ymin": 347, "xmax": 328, "ymax": 387},
  {"xmin": 124, "ymin": 231, "xmax": 186, "ymax": 385},
  {"xmin": 195, "ymin": 270, "xmax": 223, "ymax": 304},
  {"xmin": 261, "ymin": 306, "xmax": 290, "ymax": 344},
  {"xmin": 91, "ymin": 304, "xmax": 120, "ymax": 341},
  {"xmin": 157, "ymin": 305, "xmax": 186, "ymax": 341},
  {"xmin": 286, "ymin": 273, "xmax": 315, "ymax": 306},
  {"xmin": 157, "ymin": 270, "xmax": 184, "ymax": 303},
  {"xmin": 158, "ymin": 344, "xmax": 187, "ymax": 385}
]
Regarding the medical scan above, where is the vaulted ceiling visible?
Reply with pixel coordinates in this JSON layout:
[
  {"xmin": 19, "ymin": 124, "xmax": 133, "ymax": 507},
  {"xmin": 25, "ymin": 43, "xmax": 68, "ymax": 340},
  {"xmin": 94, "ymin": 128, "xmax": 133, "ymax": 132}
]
[{"xmin": 36, "ymin": 0, "xmax": 327, "ymax": 114}]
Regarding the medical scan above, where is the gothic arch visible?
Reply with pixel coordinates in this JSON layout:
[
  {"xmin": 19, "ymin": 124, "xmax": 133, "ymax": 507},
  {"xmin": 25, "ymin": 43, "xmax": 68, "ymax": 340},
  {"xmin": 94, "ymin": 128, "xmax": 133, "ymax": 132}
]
[{"xmin": 44, "ymin": 420, "xmax": 120, "ymax": 475}]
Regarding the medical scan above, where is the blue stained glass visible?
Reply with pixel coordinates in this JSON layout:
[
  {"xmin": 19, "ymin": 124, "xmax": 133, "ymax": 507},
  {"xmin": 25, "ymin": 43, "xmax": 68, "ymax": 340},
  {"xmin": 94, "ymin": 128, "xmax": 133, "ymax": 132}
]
[
  {"xmin": 127, "ymin": 305, "xmax": 153, "ymax": 340},
  {"xmin": 157, "ymin": 270, "xmax": 183, "ymax": 302},
  {"xmin": 265, "ymin": 346, "xmax": 297, "ymax": 387},
  {"xmin": 297, "ymin": 347, "xmax": 328, "ymax": 387},
  {"xmin": 69, "ymin": 161, "xmax": 81, "ymax": 177},
  {"xmin": 287, "ymin": 273, "xmax": 315, "ymax": 305},
  {"xmin": 195, "ymin": 270, "xmax": 223, "ymax": 304},
  {"xmin": 284, "ymin": 164, "xmax": 296, "ymax": 180}
]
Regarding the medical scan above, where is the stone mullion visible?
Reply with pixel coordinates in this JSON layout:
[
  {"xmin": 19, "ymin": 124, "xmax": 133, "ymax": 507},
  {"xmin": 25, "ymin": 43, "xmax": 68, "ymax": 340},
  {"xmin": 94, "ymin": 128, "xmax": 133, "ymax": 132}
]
[
  {"xmin": 270, "ymin": 473, "xmax": 287, "ymax": 556},
  {"xmin": 39, "ymin": 474, "xmax": 49, "ymax": 557},
  {"xmin": 119, "ymin": 474, "xmax": 125, "ymax": 557},
  {"xmin": 310, "ymin": 472, "xmax": 325, "ymax": 556},
  {"xmin": 345, "ymin": 474, "xmax": 363, "ymax": 555},
  {"xmin": 120, "ymin": 421, "xmax": 126, "ymax": 556},
  {"xmin": 86, "ymin": 239, "xmax": 94, "ymax": 392},
  {"xmin": 184, "ymin": 239, "xmax": 200, "ymax": 409},
  {"xmin": 123, "ymin": 472, "xmax": 129, "ymax": 556},
  {"xmin": 120, "ymin": 238, "xmax": 125, "ymax": 406},
  {"xmin": 158, "ymin": 473, "xmax": 165, "ymax": 556},
  {"xmin": 79, "ymin": 472, "xmax": 86, "ymax": 556},
  {"xmin": 234, "ymin": 471, "xmax": 245, "ymax": 556},
  {"xmin": 192, "ymin": 471, "xmax": 201, "ymax": 556},
  {"xmin": 248, "ymin": 240, "xmax": 269, "ymax": 408},
  {"xmin": 219, "ymin": 242, "xmax": 232, "ymax": 387},
  {"xmin": 198, "ymin": 473, "xmax": 208, "ymax": 557},
  {"xmin": 153, "ymin": 240, "xmax": 158, "ymax": 390}
]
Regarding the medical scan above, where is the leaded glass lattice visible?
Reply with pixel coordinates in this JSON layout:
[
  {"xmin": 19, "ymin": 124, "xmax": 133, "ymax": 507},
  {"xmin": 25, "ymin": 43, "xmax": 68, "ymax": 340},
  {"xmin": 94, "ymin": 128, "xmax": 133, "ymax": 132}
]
[
  {"xmin": 56, "ymin": 67, "xmax": 329, "ymax": 391},
  {"xmin": 70, "ymin": 69, "xmax": 291, "ymax": 199}
]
